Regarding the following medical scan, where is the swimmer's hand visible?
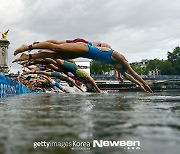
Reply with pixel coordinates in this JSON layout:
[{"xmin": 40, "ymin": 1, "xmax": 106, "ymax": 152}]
[
  {"xmin": 100, "ymin": 91, "xmax": 108, "ymax": 94},
  {"xmin": 144, "ymin": 84, "xmax": 153, "ymax": 93},
  {"xmin": 139, "ymin": 85, "xmax": 148, "ymax": 93},
  {"xmin": 64, "ymin": 88, "xmax": 70, "ymax": 93}
]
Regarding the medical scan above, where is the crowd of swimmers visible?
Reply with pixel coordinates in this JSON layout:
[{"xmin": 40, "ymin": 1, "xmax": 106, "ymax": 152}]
[{"xmin": 13, "ymin": 38, "xmax": 153, "ymax": 93}]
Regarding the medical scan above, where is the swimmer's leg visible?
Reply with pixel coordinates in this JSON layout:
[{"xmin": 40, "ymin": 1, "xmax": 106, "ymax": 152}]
[
  {"xmin": 14, "ymin": 42, "xmax": 59, "ymax": 56},
  {"xmin": 45, "ymin": 40, "xmax": 67, "ymax": 44},
  {"xmin": 12, "ymin": 53, "xmax": 29, "ymax": 63},
  {"xmin": 14, "ymin": 42, "xmax": 88, "ymax": 56},
  {"xmin": 13, "ymin": 51, "xmax": 58, "ymax": 63}
]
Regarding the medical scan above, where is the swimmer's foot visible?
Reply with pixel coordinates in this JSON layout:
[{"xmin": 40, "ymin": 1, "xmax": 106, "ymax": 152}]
[
  {"xmin": 14, "ymin": 45, "xmax": 30, "ymax": 56},
  {"xmin": 12, "ymin": 53, "xmax": 29, "ymax": 63},
  {"xmin": 33, "ymin": 41, "xmax": 40, "ymax": 45},
  {"xmin": 18, "ymin": 60, "xmax": 29, "ymax": 66}
]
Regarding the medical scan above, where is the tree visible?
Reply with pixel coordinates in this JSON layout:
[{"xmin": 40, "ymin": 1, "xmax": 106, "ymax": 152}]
[
  {"xmin": 131, "ymin": 65, "xmax": 147, "ymax": 75},
  {"xmin": 90, "ymin": 60, "xmax": 113, "ymax": 74},
  {"xmin": 167, "ymin": 46, "xmax": 180, "ymax": 75},
  {"xmin": 146, "ymin": 59, "xmax": 175, "ymax": 75},
  {"xmin": 158, "ymin": 60, "xmax": 176, "ymax": 75}
]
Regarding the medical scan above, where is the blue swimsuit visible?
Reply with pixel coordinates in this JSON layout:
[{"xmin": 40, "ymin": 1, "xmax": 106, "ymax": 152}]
[
  {"xmin": 37, "ymin": 65, "xmax": 45, "ymax": 71},
  {"xmin": 81, "ymin": 44, "xmax": 114, "ymax": 64}
]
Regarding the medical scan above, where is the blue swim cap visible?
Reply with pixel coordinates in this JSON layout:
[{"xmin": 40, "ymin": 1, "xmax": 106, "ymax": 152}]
[{"xmin": 26, "ymin": 75, "xmax": 31, "ymax": 80}]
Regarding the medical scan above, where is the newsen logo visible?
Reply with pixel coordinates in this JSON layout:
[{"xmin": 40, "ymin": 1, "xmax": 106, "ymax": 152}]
[{"xmin": 93, "ymin": 140, "xmax": 140, "ymax": 149}]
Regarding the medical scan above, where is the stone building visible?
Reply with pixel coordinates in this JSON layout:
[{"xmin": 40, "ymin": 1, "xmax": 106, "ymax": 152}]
[{"xmin": 0, "ymin": 40, "xmax": 10, "ymax": 75}]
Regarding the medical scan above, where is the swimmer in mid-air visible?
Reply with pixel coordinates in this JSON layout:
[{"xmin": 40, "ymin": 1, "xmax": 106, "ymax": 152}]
[
  {"xmin": 22, "ymin": 58, "xmax": 102, "ymax": 93},
  {"xmin": 23, "ymin": 70, "xmax": 84, "ymax": 92},
  {"xmin": 13, "ymin": 39, "xmax": 153, "ymax": 93}
]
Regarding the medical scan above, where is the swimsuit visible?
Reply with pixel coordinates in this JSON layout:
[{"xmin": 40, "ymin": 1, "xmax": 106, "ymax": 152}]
[
  {"xmin": 62, "ymin": 60, "xmax": 89, "ymax": 82},
  {"xmin": 81, "ymin": 44, "xmax": 114, "ymax": 64},
  {"xmin": 26, "ymin": 75, "xmax": 31, "ymax": 80},
  {"xmin": 37, "ymin": 65, "xmax": 45, "ymax": 71},
  {"xmin": 57, "ymin": 66, "xmax": 77, "ymax": 80},
  {"xmin": 52, "ymin": 80, "xmax": 61, "ymax": 88},
  {"xmin": 61, "ymin": 60, "xmax": 78, "ymax": 74},
  {"xmin": 51, "ymin": 72, "xmax": 63, "ymax": 78},
  {"xmin": 75, "ymin": 69, "xmax": 89, "ymax": 82},
  {"xmin": 97, "ymin": 43, "xmax": 102, "ymax": 47},
  {"xmin": 51, "ymin": 71, "xmax": 70, "ymax": 83},
  {"xmin": 43, "ymin": 80, "xmax": 53, "ymax": 88},
  {"xmin": 66, "ymin": 38, "xmax": 114, "ymax": 64}
]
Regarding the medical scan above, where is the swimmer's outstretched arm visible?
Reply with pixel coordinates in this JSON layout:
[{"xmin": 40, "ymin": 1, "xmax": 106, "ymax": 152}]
[
  {"xmin": 46, "ymin": 64, "xmax": 59, "ymax": 71},
  {"xmin": 23, "ymin": 70, "xmax": 51, "ymax": 76},
  {"xmin": 121, "ymin": 72, "xmax": 149, "ymax": 93},
  {"xmin": 123, "ymin": 64, "xmax": 152, "ymax": 93},
  {"xmin": 22, "ymin": 71, "xmax": 32, "ymax": 75},
  {"xmin": 87, "ymin": 77, "xmax": 102, "ymax": 93},
  {"xmin": 114, "ymin": 70, "xmax": 124, "ymax": 83},
  {"xmin": 44, "ymin": 58, "xmax": 61, "ymax": 68},
  {"xmin": 25, "ymin": 66, "xmax": 33, "ymax": 70},
  {"xmin": 112, "ymin": 52, "xmax": 153, "ymax": 93},
  {"xmin": 25, "ymin": 66, "xmax": 40, "ymax": 71},
  {"xmin": 61, "ymin": 76, "xmax": 84, "ymax": 93},
  {"xmin": 42, "ymin": 75, "xmax": 69, "ymax": 93}
]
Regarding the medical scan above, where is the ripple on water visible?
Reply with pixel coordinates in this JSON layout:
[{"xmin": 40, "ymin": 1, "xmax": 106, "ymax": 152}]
[{"xmin": 0, "ymin": 92, "xmax": 180, "ymax": 154}]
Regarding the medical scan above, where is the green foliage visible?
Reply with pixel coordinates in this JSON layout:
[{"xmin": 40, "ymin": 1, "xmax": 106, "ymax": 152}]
[
  {"xmin": 167, "ymin": 46, "xmax": 180, "ymax": 75},
  {"xmin": 146, "ymin": 59, "xmax": 175, "ymax": 75},
  {"xmin": 90, "ymin": 60, "xmax": 113, "ymax": 74},
  {"xmin": 131, "ymin": 65, "xmax": 147, "ymax": 75}
]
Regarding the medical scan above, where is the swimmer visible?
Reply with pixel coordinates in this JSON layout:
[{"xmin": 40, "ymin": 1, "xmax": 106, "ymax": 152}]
[
  {"xmin": 22, "ymin": 57, "xmax": 146, "ymax": 92},
  {"xmin": 13, "ymin": 40, "xmax": 153, "ymax": 93},
  {"xmin": 21, "ymin": 74, "xmax": 67, "ymax": 92},
  {"xmin": 41, "ymin": 75, "xmax": 69, "ymax": 93},
  {"xmin": 24, "ymin": 58, "xmax": 102, "ymax": 93},
  {"xmin": 23, "ymin": 70, "xmax": 84, "ymax": 92},
  {"xmin": 22, "ymin": 58, "xmax": 78, "ymax": 81},
  {"xmin": 33, "ymin": 38, "xmax": 112, "ymax": 48}
]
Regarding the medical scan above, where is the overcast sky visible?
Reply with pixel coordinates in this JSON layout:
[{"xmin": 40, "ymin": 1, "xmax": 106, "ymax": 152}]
[{"xmin": 0, "ymin": 0, "xmax": 180, "ymax": 73}]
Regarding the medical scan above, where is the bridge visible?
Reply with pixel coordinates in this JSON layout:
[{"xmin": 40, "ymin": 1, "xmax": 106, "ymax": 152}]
[
  {"xmin": 88, "ymin": 74, "xmax": 180, "ymax": 92},
  {"xmin": 91, "ymin": 74, "xmax": 180, "ymax": 80}
]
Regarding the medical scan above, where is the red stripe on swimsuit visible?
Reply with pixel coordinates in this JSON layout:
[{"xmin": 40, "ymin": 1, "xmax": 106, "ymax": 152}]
[
  {"xmin": 97, "ymin": 43, "xmax": 102, "ymax": 47},
  {"xmin": 66, "ymin": 38, "xmax": 89, "ymax": 44},
  {"xmin": 57, "ymin": 68, "xmax": 77, "ymax": 80}
]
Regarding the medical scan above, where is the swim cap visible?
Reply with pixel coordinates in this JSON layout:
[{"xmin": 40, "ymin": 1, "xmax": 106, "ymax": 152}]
[{"xmin": 26, "ymin": 75, "xmax": 31, "ymax": 80}]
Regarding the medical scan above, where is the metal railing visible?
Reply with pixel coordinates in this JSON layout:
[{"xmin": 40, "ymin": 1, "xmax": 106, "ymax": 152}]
[{"xmin": 91, "ymin": 74, "xmax": 180, "ymax": 79}]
